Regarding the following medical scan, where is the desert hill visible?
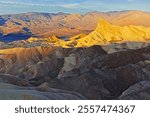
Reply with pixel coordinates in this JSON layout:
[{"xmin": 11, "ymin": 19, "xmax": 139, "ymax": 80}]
[
  {"xmin": 1, "ymin": 10, "xmax": 150, "ymax": 41},
  {"xmin": 74, "ymin": 19, "xmax": 150, "ymax": 47},
  {"xmin": 1, "ymin": 19, "xmax": 150, "ymax": 49}
]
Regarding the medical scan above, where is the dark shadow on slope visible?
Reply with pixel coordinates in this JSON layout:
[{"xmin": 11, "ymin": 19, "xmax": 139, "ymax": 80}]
[
  {"xmin": 0, "ymin": 16, "xmax": 7, "ymax": 26},
  {"xmin": 0, "ymin": 33, "xmax": 32, "ymax": 43}
]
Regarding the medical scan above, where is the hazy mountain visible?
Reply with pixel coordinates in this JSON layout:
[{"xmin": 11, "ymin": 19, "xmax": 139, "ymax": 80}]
[{"xmin": 1, "ymin": 10, "xmax": 150, "ymax": 42}]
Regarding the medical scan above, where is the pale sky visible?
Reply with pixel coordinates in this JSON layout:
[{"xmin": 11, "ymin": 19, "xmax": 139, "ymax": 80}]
[{"xmin": 0, "ymin": 0, "xmax": 150, "ymax": 14}]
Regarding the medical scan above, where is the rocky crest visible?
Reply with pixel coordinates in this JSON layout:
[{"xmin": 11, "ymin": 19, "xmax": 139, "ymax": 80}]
[{"xmin": 75, "ymin": 19, "xmax": 150, "ymax": 47}]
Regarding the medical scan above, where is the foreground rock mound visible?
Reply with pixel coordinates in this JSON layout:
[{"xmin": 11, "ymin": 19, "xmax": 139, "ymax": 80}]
[
  {"xmin": 119, "ymin": 81, "xmax": 150, "ymax": 100},
  {"xmin": 48, "ymin": 46, "xmax": 150, "ymax": 99},
  {"xmin": 0, "ymin": 82, "xmax": 86, "ymax": 100},
  {"xmin": 0, "ymin": 43, "xmax": 150, "ymax": 99},
  {"xmin": 0, "ymin": 47, "xmax": 64, "ymax": 85}
]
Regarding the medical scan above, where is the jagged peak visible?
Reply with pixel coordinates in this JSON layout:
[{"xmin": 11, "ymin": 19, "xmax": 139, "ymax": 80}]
[
  {"xmin": 96, "ymin": 18, "xmax": 113, "ymax": 31},
  {"xmin": 98, "ymin": 18, "xmax": 111, "ymax": 25},
  {"xmin": 74, "ymin": 19, "xmax": 150, "ymax": 47}
]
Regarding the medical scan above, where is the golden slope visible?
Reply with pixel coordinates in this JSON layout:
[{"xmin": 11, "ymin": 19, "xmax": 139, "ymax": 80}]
[
  {"xmin": 2, "ymin": 19, "xmax": 150, "ymax": 49},
  {"xmin": 75, "ymin": 19, "xmax": 150, "ymax": 47},
  {"xmin": 0, "ymin": 46, "xmax": 57, "ymax": 64},
  {"xmin": 26, "ymin": 35, "xmax": 69, "ymax": 48}
]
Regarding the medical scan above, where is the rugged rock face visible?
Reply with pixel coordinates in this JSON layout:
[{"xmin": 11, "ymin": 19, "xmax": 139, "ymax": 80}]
[
  {"xmin": 119, "ymin": 81, "xmax": 150, "ymax": 100},
  {"xmin": 92, "ymin": 46, "xmax": 150, "ymax": 69},
  {"xmin": 0, "ymin": 47, "xmax": 65, "ymax": 86},
  {"xmin": 49, "ymin": 46, "xmax": 150, "ymax": 99},
  {"xmin": 49, "ymin": 62, "xmax": 150, "ymax": 100},
  {"xmin": 115, "ymin": 64, "xmax": 149, "ymax": 95},
  {"xmin": 0, "ymin": 74, "xmax": 29, "ymax": 86},
  {"xmin": 0, "ymin": 44, "xmax": 150, "ymax": 99},
  {"xmin": 101, "ymin": 42, "xmax": 150, "ymax": 54},
  {"xmin": 0, "ymin": 82, "xmax": 86, "ymax": 100},
  {"xmin": 50, "ymin": 69, "xmax": 113, "ymax": 100},
  {"xmin": 59, "ymin": 46, "xmax": 107, "ymax": 74}
]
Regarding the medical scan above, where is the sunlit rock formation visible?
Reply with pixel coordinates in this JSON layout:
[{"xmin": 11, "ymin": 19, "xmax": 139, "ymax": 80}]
[{"xmin": 75, "ymin": 19, "xmax": 150, "ymax": 47}]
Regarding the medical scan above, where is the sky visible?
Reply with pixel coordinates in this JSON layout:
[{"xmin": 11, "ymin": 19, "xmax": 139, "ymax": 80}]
[{"xmin": 0, "ymin": 0, "xmax": 150, "ymax": 14}]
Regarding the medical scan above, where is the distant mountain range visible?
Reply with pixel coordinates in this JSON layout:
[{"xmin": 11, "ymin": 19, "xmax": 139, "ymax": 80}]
[{"xmin": 1, "ymin": 10, "xmax": 150, "ymax": 42}]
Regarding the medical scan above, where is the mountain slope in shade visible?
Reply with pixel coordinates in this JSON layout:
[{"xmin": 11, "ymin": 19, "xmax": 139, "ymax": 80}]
[{"xmin": 74, "ymin": 19, "xmax": 150, "ymax": 47}]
